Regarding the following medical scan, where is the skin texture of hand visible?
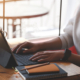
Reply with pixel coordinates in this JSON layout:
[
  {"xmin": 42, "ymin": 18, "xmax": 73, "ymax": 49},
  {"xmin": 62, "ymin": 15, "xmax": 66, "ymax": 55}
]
[
  {"xmin": 12, "ymin": 41, "xmax": 40, "ymax": 54},
  {"xmin": 12, "ymin": 37, "xmax": 62, "ymax": 54},
  {"xmin": 29, "ymin": 50, "xmax": 64, "ymax": 62}
]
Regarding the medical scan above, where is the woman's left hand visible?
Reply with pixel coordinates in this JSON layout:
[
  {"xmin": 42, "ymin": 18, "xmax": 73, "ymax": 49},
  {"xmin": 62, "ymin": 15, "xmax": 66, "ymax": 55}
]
[{"xmin": 29, "ymin": 50, "xmax": 64, "ymax": 62}]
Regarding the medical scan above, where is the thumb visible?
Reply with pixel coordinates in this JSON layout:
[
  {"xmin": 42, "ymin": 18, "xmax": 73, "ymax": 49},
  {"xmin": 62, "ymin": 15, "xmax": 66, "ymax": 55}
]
[{"xmin": 23, "ymin": 48, "xmax": 36, "ymax": 54}]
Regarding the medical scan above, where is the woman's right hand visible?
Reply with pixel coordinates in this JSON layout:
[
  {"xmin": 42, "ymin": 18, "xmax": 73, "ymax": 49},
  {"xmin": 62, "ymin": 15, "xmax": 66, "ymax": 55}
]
[{"xmin": 12, "ymin": 41, "xmax": 40, "ymax": 54}]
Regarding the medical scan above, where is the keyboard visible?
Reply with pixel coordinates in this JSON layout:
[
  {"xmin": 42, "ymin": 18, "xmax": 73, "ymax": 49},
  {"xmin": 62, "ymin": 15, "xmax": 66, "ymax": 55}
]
[{"xmin": 13, "ymin": 53, "xmax": 39, "ymax": 66}]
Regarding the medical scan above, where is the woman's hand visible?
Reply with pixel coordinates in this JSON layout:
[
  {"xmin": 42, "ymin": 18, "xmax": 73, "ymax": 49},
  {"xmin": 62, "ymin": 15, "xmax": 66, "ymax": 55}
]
[
  {"xmin": 29, "ymin": 50, "xmax": 64, "ymax": 62},
  {"xmin": 12, "ymin": 41, "xmax": 40, "ymax": 54},
  {"xmin": 12, "ymin": 37, "xmax": 62, "ymax": 54}
]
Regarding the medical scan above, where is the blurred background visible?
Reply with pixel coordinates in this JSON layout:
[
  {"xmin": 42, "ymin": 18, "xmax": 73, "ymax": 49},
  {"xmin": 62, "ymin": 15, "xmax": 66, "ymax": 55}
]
[{"xmin": 0, "ymin": 0, "xmax": 80, "ymax": 40}]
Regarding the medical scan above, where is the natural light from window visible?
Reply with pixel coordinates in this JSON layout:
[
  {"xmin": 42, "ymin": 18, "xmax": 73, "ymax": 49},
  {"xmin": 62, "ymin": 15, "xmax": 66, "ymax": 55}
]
[{"xmin": 0, "ymin": 0, "xmax": 80, "ymax": 40}]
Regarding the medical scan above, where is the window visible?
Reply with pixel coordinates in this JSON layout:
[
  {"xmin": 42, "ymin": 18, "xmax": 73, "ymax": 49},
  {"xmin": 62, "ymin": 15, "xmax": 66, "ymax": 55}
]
[
  {"xmin": 0, "ymin": 0, "xmax": 80, "ymax": 40},
  {"xmin": 0, "ymin": 0, "xmax": 60, "ymax": 39}
]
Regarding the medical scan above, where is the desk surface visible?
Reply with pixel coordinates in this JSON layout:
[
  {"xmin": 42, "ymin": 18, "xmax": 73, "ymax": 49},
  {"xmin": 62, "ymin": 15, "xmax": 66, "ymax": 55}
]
[
  {"xmin": 0, "ymin": 62, "xmax": 80, "ymax": 80},
  {"xmin": 0, "ymin": 2, "xmax": 49, "ymax": 19}
]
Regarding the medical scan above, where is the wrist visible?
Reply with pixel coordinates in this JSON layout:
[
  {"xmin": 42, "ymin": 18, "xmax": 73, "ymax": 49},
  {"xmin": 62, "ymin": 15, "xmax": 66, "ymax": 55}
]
[
  {"xmin": 58, "ymin": 50, "xmax": 64, "ymax": 60},
  {"xmin": 62, "ymin": 49, "xmax": 72, "ymax": 61},
  {"xmin": 35, "ymin": 42, "xmax": 44, "ymax": 51},
  {"xmin": 37, "ymin": 42, "xmax": 46, "ymax": 51}
]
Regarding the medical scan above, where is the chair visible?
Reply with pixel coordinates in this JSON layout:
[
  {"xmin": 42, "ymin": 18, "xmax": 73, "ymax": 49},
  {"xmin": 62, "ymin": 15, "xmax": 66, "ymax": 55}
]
[{"xmin": 69, "ymin": 46, "xmax": 77, "ymax": 54}]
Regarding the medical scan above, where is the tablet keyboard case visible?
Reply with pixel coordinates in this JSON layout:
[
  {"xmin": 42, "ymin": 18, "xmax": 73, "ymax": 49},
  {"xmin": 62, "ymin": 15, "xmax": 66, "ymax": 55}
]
[{"xmin": 0, "ymin": 48, "xmax": 17, "ymax": 68}]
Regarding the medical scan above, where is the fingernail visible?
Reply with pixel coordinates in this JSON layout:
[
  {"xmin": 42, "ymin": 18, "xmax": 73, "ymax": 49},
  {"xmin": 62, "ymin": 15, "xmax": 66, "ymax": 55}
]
[
  {"xmin": 29, "ymin": 57, "xmax": 33, "ymax": 60},
  {"xmin": 32, "ymin": 59, "xmax": 35, "ymax": 61},
  {"xmin": 38, "ymin": 60, "xmax": 41, "ymax": 62}
]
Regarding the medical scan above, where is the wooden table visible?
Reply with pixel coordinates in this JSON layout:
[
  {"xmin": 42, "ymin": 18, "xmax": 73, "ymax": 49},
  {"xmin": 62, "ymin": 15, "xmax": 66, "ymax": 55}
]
[
  {"xmin": 0, "ymin": 0, "xmax": 26, "ymax": 3},
  {"xmin": 0, "ymin": 2, "xmax": 49, "ymax": 19},
  {"xmin": 0, "ymin": 62, "xmax": 80, "ymax": 80}
]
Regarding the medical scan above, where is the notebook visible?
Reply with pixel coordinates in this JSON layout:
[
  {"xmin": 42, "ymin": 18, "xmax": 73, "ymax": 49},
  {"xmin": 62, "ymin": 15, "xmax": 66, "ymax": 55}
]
[
  {"xmin": 25, "ymin": 63, "xmax": 59, "ymax": 74},
  {"xmin": 15, "ymin": 63, "xmax": 67, "ymax": 80}
]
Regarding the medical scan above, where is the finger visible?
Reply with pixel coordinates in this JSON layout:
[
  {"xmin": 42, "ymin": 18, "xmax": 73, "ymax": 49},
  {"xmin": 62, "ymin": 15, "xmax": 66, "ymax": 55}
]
[
  {"xmin": 30, "ymin": 55, "xmax": 48, "ymax": 61},
  {"xmin": 12, "ymin": 43, "xmax": 22, "ymax": 53},
  {"xmin": 29, "ymin": 51, "xmax": 46, "ymax": 60},
  {"xmin": 23, "ymin": 48, "xmax": 35, "ymax": 54},
  {"xmin": 16, "ymin": 42, "xmax": 27, "ymax": 53},
  {"xmin": 38, "ymin": 58, "xmax": 49, "ymax": 62}
]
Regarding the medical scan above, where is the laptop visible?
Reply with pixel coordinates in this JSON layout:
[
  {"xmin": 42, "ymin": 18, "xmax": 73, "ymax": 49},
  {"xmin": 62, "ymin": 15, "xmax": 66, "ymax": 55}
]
[{"xmin": 0, "ymin": 31, "xmax": 39, "ymax": 68}]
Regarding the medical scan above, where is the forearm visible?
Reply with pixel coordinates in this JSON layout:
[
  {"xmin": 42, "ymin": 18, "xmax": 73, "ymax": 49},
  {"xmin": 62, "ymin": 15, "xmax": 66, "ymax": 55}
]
[
  {"xmin": 56, "ymin": 50, "xmax": 80, "ymax": 66},
  {"xmin": 37, "ymin": 37, "xmax": 62, "ymax": 51},
  {"xmin": 68, "ymin": 53, "xmax": 80, "ymax": 66},
  {"xmin": 58, "ymin": 51, "xmax": 80, "ymax": 66}
]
